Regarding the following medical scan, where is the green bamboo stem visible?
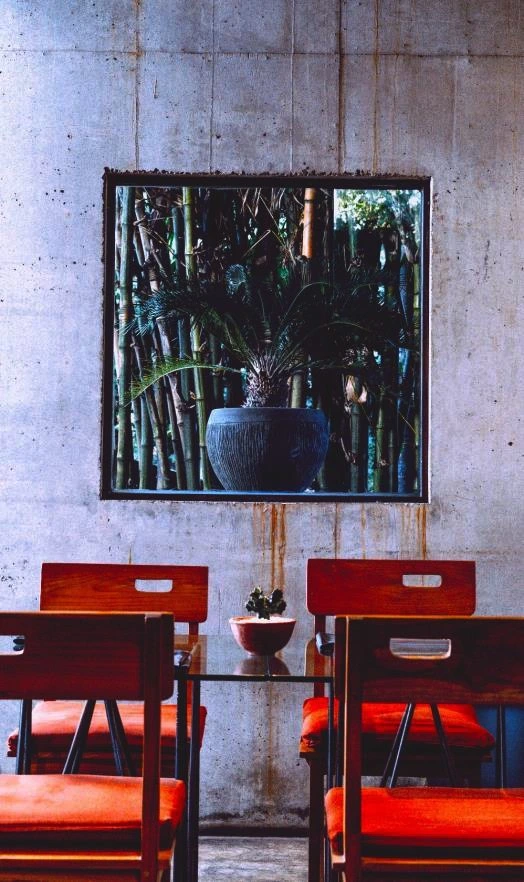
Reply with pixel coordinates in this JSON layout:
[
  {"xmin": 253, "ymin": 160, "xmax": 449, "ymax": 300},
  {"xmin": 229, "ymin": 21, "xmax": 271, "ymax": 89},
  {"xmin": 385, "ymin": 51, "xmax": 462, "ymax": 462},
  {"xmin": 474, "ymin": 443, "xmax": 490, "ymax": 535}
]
[
  {"xmin": 171, "ymin": 203, "xmax": 192, "ymax": 403},
  {"xmin": 349, "ymin": 401, "xmax": 368, "ymax": 492},
  {"xmin": 373, "ymin": 395, "xmax": 387, "ymax": 492},
  {"xmin": 155, "ymin": 316, "xmax": 197, "ymax": 490},
  {"xmin": 388, "ymin": 422, "xmax": 398, "ymax": 493},
  {"xmin": 183, "ymin": 186, "xmax": 212, "ymax": 489},
  {"xmin": 134, "ymin": 195, "xmax": 191, "ymax": 489},
  {"xmin": 135, "ymin": 191, "xmax": 162, "ymax": 291},
  {"xmin": 209, "ymin": 333, "xmax": 222, "ymax": 407},
  {"xmin": 139, "ymin": 397, "xmax": 154, "ymax": 489},
  {"xmin": 116, "ymin": 186, "xmax": 134, "ymax": 489},
  {"xmin": 291, "ymin": 188, "xmax": 316, "ymax": 408},
  {"xmin": 162, "ymin": 375, "xmax": 181, "ymax": 490},
  {"xmin": 131, "ymin": 335, "xmax": 173, "ymax": 490},
  {"xmin": 302, "ymin": 188, "xmax": 317, "ymax": 260},
  {"xmin": 290, "ymin": 370, "xmax": 306, "ymax": 408}
]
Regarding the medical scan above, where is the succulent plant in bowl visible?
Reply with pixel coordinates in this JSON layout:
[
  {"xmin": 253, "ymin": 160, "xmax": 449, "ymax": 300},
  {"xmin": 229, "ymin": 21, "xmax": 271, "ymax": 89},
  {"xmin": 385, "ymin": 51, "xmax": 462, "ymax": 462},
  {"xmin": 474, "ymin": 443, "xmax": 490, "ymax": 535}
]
[
  {"xmin": 229, "ymin": 586, "xmax": 295, "ymax": 655},
  {"xmin": 245, "ymin": 586, "xmax": 287, "ymax": 620}
]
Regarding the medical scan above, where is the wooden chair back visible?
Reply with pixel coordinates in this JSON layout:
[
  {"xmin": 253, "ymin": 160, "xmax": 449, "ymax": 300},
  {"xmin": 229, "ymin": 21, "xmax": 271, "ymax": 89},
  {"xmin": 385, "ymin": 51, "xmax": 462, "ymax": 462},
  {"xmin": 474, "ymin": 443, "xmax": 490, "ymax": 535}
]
[
  {"xmin": 307, "ymin": 559, "xmax": 476, "ymax": 632},
  {"xmin": 41, "ymin": 562, "xmax": 208, "ymax": 634},
  {"xmin": 307, "ymin": 559, "xmax": 475, "ymax": 697},
  {"xmin": 0, "ymin": 610, "xmax": 173, "ymax": 880},
  {"xmin": 338, "ymin": 614, "xmax": 524, "ymax": 880}
]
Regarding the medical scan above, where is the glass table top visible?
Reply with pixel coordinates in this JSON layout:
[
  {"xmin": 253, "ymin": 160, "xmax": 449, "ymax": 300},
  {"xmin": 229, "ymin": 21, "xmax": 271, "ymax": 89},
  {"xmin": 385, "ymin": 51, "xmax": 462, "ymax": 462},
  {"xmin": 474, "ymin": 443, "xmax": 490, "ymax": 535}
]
[{"xmin": 173, "ymin": 633, "xmax": 332, "ymax": 683}]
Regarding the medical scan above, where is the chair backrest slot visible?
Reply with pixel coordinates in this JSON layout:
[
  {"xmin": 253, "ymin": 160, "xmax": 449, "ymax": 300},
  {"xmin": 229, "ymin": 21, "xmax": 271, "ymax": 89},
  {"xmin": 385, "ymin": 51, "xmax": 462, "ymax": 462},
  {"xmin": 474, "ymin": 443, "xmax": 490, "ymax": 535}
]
[
  {"xmin": 0, "ymin": 634, "xmax": 24, "ymax": 655},
  {"xmin": 401, "ymin": 573, "xmax": 442, "ymax": 588},
  {"xmin": 134, "ymin": 578, "xmax": 174, "ymax": 593},
  {"xmin": 389, "ymin": 636, "xmax": 452, "ymax": 659}
]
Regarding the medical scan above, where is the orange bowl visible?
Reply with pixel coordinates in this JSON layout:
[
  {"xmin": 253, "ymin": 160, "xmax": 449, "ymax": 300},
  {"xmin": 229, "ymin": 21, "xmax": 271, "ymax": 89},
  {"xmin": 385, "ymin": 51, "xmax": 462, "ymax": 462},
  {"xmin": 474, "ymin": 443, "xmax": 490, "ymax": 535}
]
[{"xmin": 229, "ymin": 615, "xmax": 296, "ymax": 655}]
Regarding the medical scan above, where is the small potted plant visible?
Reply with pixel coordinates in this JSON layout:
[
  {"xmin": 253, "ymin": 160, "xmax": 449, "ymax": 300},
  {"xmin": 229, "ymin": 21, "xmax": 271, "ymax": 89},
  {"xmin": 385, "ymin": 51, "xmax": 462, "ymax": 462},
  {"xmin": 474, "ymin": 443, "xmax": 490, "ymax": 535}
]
[{"xmin": 229, "ymin": 587, "xmax": 296, "ymax": 655}]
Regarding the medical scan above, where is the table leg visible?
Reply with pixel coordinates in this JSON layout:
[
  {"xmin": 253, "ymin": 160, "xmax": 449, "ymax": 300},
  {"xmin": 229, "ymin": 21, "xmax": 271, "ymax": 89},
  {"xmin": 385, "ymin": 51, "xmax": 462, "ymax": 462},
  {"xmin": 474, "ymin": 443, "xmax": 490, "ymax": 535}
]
[
  {"xmin": 16, "ymin": 699, "xmax": 32, "ymax": 774},
  {"xmin": 187, "ymin": 679, "xmax": 201, "ymax": 882},
  {"xmin": 174, "ymin": 673, "xmax": 189, "ymax": 882},
  {"xmin": 496, "ymin": 704, "xmax": 507, "ymax": 787}
]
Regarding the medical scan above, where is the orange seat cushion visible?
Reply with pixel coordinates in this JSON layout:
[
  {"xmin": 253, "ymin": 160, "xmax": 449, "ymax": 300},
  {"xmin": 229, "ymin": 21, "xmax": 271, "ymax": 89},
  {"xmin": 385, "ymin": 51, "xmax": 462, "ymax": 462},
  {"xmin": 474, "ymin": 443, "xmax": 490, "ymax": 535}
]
[
  {"xmin": 325, "ymin": 786, "xmax": 524, "ymax": 855},
  {"xmin": 8, "ymin": 700, "xmax": 206, "ymax": 759},
  {"xmin": 0, "ymin": 774, "xmax": 185, "ymax": 849},
  {"xmin": 300, "ymin": 697, "xmax": 495, "ymax": 753}
]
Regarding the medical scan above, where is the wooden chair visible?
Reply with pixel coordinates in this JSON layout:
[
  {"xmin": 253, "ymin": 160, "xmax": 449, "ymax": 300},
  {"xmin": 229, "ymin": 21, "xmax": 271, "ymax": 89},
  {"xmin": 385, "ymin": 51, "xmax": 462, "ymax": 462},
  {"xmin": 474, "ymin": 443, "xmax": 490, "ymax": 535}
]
[
  {"xmin": 325, "ymin": 614, "xmax": 524, "ymax": 880},
  {"xmin": 8, "ymin": 562, "xmax": 208, "ymax": 776},
  {"xmin": 0, "ymin": 609, "xmax": 185, "ymax": 881},
  {"xmin": 301, "ymin": 559, "xmax": 495, "ymax": 882}
]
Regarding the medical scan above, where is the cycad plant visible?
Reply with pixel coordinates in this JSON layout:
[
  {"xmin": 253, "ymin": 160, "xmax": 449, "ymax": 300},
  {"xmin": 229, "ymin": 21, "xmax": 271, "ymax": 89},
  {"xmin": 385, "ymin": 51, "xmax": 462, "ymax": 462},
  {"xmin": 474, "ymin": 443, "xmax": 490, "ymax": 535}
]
[{"xmin": 127, "ymin": 261, "xmax": 403, "ymax": 409}]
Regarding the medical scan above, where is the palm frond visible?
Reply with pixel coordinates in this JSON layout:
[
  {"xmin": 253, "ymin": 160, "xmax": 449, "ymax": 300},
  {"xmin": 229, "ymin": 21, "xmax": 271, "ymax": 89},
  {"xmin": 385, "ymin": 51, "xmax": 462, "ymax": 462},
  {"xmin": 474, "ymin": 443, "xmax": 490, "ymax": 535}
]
[{"xmin": 127, "ymin": 356, "xmax": 241, "ymax": 403}]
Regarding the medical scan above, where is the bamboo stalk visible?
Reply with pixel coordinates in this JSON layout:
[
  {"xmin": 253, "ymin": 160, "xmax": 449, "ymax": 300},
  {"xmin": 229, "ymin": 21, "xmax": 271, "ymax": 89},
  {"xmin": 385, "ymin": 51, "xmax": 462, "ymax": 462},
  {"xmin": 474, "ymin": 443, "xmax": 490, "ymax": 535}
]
[
  {"xmin": 398, "ymin": 256, "xmax": 417, "ymax": 493},
  {"xmin": 162, "ymin": 375, "xmax": 181, "ymax": 490},
  {"xmin": 290, "ymin": 371, "xmax": 306, "ymax": 408},
  {"xmin": 135, "ymin": 191, "xmax": 163, "ymax": 292},
  {"xmin": 346, "ymin": 376, "xmax": 369, "ymax": 492},
  {"xmin": 291, "ymin": 188, "xmax": 317, "ymax": 407},
  {"xmin": 183, "ymin": 186, "xmax": 212, "ymax": 489},
  {"xmin": 349, "ymin": 403, "xmax": 368, "ymax": 492},
  {"xmin": 134, "ymin": 195, "xmax": 195, "ymax": 490},
  {"xmin": 171, "ymin": 203, "xmax": 193, "ymax": 403},
  {"xmin": 373, "ymin": 395, "xmax": 387, "ymax": 492},
  {"xmin": 302, "ymin": 187, "xmax": 317, "ymax": 259},
  {"xmin": 155, "ymin": 316, "xmax": 197, "ymax": 490},
  {"xmin": 139, "ymin": 396, "xmax": 154, "ymax": 489},
  {"xmin": 115, "ymin": 186, "xmax": 134, "ymax": 489},
  {"xmin": 131, "ymin": 335, "xmax": 173, "ymax": 489}
]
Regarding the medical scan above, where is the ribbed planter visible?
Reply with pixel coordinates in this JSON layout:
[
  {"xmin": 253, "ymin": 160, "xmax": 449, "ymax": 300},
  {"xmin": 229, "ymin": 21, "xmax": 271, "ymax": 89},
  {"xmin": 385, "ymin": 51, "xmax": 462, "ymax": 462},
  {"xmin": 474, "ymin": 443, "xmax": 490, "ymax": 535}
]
[{"xmin": 206, "ymin": 407, "xmax": 329, "ymax": 492}]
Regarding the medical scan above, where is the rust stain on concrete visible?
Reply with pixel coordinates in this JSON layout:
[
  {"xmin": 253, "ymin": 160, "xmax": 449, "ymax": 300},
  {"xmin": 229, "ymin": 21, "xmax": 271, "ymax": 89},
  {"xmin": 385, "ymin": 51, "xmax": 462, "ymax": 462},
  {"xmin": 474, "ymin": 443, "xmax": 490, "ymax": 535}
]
[
  {"xmin": 360, "ymin": 504, "xmax": 367, "ymax": 558},
  {"xmin": 399, "ymin": 505, "xmax": 428, "ymax": 558},
  {"xmin": 372, "ymin": 0, "xmax": 380, "ymax": 173},
  {"xmin": 417, "ymin": 505, "xmax": 428, "ymax": 560},
  {"xmin": 270, "ymin": 504, "xmax": 287, "ymax": 589},
  {"xmin": 333, "ymin": 503, "xmax": 340, "ymax": 557},
  {"xmin": 252, "ymin": 503, "xmax": 287, "ymax": 589},
  {"xmin": 252, "ymin": 502, "xmax": 269, "ymax": 564},
  {"xmin": 399, "ymin": 505, "xmax": 413, "ymax": 554}
]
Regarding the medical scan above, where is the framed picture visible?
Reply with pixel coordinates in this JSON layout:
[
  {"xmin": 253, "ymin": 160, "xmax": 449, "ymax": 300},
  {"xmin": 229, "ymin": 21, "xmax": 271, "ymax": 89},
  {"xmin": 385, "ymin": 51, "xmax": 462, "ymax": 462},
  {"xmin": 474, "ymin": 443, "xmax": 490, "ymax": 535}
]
[{"xmin": 102, "ymin": 173, "xmax": 430, "ymax": 501}]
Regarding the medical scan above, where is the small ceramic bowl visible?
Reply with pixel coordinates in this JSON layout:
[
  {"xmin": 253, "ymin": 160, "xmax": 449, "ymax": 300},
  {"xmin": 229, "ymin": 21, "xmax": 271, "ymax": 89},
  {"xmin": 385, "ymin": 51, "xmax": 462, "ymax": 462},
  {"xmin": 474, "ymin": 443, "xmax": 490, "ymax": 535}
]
[{"xmin": 229, "ymin": 615, "xmax": 296, "ymax": 655}]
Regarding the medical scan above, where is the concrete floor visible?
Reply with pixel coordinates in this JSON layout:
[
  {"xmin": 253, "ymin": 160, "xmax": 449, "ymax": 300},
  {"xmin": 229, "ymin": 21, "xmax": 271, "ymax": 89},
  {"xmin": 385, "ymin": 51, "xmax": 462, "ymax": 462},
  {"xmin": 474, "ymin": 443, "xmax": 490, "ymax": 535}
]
[{"xmin": 198, "ymin": 837, "xmax": 308, "ymax": 881}]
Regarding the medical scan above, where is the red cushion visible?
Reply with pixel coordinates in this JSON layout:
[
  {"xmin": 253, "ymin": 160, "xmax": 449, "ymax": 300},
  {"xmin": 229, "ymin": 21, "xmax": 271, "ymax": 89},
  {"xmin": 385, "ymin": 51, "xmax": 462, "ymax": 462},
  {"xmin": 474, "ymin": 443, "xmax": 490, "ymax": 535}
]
[
  {"xmin": 0, "ymin": 774, "xmax": 185, "ymax": 849},
  {"xmin": 300, "ymin": 697, "xmax": 494, "ymax": 753},
  {"xmin": 7, "ymin": 700, "xmax": 207, "ymax": 757},
  {"xmin": 325, "ymin": 786, "xmax": 524, "ymax": 855}
]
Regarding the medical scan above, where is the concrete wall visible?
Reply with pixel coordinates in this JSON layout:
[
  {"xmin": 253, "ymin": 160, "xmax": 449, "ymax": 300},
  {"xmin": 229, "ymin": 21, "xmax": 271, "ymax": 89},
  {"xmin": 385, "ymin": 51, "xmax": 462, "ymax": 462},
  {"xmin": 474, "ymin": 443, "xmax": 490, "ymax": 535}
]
[{"xmin": 0, "ymin": 0, "xmax": 522, "ymax": 827}]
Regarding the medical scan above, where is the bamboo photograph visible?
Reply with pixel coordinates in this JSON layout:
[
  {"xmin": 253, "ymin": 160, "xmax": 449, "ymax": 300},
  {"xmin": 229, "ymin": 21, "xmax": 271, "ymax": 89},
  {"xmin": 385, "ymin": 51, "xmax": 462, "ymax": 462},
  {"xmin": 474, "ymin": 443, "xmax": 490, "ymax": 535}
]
[{"xmin": 103, "ymin": 176, "xmax": 426, "ymax": 499}]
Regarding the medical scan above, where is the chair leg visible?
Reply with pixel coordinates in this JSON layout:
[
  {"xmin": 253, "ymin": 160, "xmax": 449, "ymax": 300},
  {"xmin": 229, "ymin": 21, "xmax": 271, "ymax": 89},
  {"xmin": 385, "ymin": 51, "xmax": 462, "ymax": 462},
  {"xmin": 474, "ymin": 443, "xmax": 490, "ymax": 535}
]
[
  {"xmin": 308, "ymin": 759, "xmax": 325, "ymax": 882},
  {"xmin": 15, "ymin": 699, "xmax": 32, "ymax": 774}
]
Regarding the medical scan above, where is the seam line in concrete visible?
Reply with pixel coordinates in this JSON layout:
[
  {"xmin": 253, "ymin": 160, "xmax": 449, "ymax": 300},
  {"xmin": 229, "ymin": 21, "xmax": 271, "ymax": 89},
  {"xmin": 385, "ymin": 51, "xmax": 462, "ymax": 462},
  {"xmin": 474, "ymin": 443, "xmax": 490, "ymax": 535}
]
[
  {"xmin": 1, "ymin": 49, "xmax": 521, "ymax": 60},
  {"xmin": 208, "ymin": 0, "xmax": 216, "ymax": 172}
]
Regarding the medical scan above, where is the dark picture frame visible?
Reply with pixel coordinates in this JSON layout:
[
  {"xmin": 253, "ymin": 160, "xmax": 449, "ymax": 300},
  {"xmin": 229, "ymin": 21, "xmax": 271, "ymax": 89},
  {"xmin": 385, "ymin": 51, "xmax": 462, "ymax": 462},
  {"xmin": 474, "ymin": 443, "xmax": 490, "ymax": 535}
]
[{"xmin": 101, "ymin": 172, "xmax": 430, "ymax": 502}]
